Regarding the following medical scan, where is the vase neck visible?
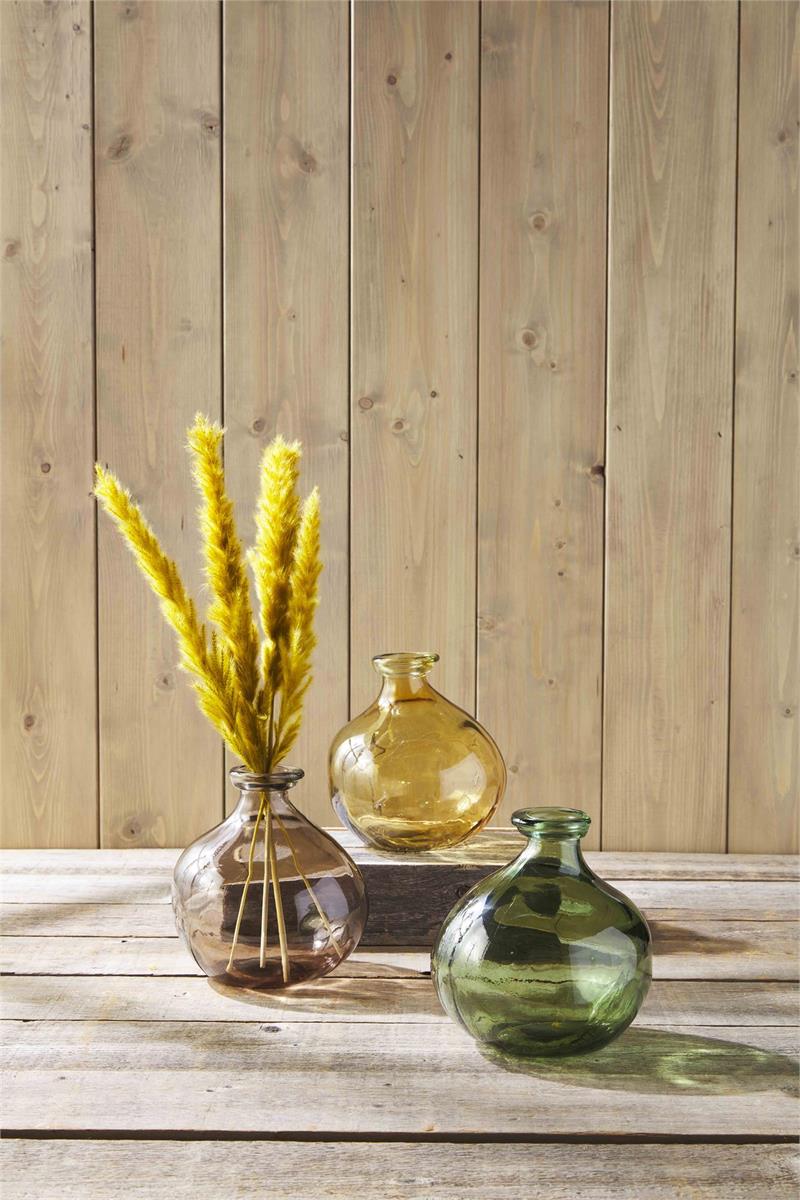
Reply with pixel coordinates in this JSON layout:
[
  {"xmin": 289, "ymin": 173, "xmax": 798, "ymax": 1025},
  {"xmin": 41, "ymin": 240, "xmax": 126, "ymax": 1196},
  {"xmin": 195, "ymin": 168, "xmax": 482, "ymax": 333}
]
[
  {"xmin": 232, "ymin": 788, "xmax": 298, "ymax": 820},
  {"xmin": 377, "ymin": 674, "xmax": 437, "ymax": 704},
  {"xmin": 229, "ymin": 766, "xmax": 303, "ymax": 819},
  {"xmin": 511, "ymin": 807, "xmax": 592, "ymax": 876},
  {"xmin": 518, "ymin": 834, "xmax": 588, "ymax": 875},
  {"xmin": 372, "ymin": 651, "xmax": 439, "ymax": 705}
]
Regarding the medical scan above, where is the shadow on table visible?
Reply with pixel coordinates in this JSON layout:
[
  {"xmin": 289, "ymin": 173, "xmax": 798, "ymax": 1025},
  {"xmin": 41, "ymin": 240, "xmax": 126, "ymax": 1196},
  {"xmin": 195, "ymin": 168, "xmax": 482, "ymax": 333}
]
[
  {"xmin": 479, "ymin": 1027, "xmax": 799, "ymax": 1097},
  {"xmin": 208, "ymin": 971, "xmax": 441, "ymax": 1018}
]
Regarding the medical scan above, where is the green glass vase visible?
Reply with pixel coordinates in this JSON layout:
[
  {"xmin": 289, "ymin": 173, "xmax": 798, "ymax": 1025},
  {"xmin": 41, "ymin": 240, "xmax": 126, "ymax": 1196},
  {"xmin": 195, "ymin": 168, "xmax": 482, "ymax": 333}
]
[{"xmin": 432, "ymin": 808, "xmax": 652, "ymax": 1057}]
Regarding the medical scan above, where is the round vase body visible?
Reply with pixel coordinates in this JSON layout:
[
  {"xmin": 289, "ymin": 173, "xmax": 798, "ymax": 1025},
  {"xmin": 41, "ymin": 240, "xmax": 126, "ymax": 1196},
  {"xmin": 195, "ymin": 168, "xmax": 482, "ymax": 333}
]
[
  {"xmin": 172, "ymin": 767, "xmax": 367, "ymax": 990},
  {"xmin": 432, "ymin": 808, "xmax": 652, "ymax": 1056},
  {"xmin": 329, "ymin": 652, "xmax": 506, "ymax": 852}
]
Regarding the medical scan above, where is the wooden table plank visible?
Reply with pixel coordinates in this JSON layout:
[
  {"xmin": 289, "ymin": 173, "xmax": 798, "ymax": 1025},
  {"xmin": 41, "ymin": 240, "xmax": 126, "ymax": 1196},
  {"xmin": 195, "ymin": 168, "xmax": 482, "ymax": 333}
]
[
  {"xmin": 3, "ymin": 1140, "xmax": 798, "ymax": 1200},
  {"xmin": 2, "ymin": 976, "xmax": 796, "ymax": 1027},
  {"xmin": 3, "ymin": 1021, "xmax": 795, "ymax": 1138},
  {"xmin": 3, "ymin": 920, "xmax": 798, "ymax": 981},
  {"xmin": 3, "ymin": 875, "xmax": 796, "ymax": 933},
  {"xmin": 3, "ymin": 844, "xmax": 798, "ymax": 880}
]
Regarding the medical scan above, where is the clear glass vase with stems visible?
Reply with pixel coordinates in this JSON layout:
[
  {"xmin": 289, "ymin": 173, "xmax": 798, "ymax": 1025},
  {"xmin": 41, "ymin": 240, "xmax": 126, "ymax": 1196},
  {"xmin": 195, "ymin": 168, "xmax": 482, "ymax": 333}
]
[{"xmin": 172, "ymin": 766, "xmax": 368, "ymax": 989}]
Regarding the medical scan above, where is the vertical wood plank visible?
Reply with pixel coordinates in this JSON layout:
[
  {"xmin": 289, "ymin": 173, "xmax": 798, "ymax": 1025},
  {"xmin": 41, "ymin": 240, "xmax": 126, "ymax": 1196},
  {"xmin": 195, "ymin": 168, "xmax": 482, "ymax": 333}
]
[
  {"xmin": 351, "ymin": 0, "xmax": 479, "ymax": 714},
  {"xmin": 224, "ymin": 1, "xmax": 349, "ymax": 822},
  {"xmin": 95, "ymin": 1, "xmax": 222, "ymax": 847},
  {"xmin": 478, "ymin": 1, "xmax": 608, "ymax": 836},
  {"xmin": 0, "ymin": 1, "xmax": 96, "ymax": 847},
  {"xmin": 604, "ymin": 1, "xmax": 738, "ymax": 851},
  {"xmin": 729, "ymin": 1, "xmax": 799, "ymax": 853}
]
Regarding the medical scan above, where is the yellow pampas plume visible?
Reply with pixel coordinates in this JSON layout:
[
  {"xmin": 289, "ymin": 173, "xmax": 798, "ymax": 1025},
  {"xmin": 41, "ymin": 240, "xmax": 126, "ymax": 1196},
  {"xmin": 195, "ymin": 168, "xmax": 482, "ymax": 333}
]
[
  {"xmin": 273, "ymin": 488, "xmax": 322, "ymax": 763},
  {"xmin": 96, "ymin": 430, "xmax": 326, "ymax": 984},
  {"xmin": 93, "ymin": 465, "xmax": 258, "ymax": 769},
  {"xmin": 249, "ymin": 436, "xmax": 301, "ymax": 717},
  {"xmin": 187, "ymin": 414, "xmax": 263, "ymax": 766}
]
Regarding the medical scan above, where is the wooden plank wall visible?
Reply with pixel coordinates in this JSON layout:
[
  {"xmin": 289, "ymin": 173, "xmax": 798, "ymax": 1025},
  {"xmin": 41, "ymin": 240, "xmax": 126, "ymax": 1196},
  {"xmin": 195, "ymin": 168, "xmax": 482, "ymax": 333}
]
[{"xmin": 2, "ymin": 0, "xmax": 797, "ymax": 853}]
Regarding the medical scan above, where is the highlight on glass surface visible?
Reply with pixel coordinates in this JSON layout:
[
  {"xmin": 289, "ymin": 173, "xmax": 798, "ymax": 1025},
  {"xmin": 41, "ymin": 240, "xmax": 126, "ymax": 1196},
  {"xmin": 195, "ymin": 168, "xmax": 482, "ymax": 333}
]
[
  {"xmin": 172, "ymin": 766, "xmax": 367, "ymax": 988},
  {"xmin": 329, "ymin": 651, "xmax": 506, "ymax": 853},
  {"xmin": 432, "ymin": 807, "xmax": 652, "ymax": 1056}
]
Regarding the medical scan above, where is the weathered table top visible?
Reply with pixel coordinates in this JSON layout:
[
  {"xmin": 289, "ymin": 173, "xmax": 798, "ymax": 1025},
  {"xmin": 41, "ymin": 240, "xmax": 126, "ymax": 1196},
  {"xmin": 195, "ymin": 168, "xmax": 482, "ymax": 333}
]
[{"xmin": 1, "ymin": 841, "xmax": 798, "ymax": 1198}]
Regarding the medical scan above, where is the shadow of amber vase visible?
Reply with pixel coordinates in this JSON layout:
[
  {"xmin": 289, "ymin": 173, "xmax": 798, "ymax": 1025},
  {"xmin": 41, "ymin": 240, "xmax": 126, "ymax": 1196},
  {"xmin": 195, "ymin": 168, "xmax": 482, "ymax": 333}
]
[{"xmin": 329, "ymin": 652, "xmax": 506, "ymax": 852}]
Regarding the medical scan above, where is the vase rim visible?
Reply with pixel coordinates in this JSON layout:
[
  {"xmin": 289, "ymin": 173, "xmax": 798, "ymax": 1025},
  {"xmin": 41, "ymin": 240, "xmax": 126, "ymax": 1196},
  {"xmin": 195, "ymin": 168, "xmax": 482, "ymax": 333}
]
[
  {"xmin": 512, "ymin": 807, "xmax": 591, "ymax": 838},
  {"xmin": 230, "ymin": 765, "xmax": 305, "ymax": 791},
  {"xmin": 373, "ymin": 651, "xmax": 440, "ymax": 677}
]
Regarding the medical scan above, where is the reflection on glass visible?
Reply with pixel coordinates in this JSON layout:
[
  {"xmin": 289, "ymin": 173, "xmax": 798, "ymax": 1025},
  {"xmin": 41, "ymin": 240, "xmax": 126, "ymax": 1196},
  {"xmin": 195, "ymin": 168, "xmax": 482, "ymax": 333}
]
[
  {"xmin": 329, "ymin": 652, "xmax": 506, "ymax": 852},
  {"xmin": 432, "ymin": 807, "xmax": 652, "ymax": 1056}
]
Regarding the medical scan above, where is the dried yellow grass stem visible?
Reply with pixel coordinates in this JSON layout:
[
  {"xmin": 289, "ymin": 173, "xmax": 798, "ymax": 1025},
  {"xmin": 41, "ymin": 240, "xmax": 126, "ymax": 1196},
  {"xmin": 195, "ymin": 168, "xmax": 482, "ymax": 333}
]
[{"xmin": 95, "ymin": 419, "xmax": 327, "ymax": 984}]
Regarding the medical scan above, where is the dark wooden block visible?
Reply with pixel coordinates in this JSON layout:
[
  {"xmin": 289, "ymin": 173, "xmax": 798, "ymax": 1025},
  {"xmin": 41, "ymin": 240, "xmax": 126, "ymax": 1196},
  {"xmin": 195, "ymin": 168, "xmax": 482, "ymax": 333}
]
[{"xmin": 331, "ymin": 829, "xmax": 515, "ymax": 946}]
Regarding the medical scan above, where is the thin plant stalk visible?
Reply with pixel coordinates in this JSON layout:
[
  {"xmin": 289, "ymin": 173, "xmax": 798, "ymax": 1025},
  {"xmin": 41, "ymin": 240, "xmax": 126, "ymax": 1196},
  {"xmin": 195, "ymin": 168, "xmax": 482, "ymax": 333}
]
[
  {"xmin": 268, "ymin": 809, "xmax": 290, "ymax": 983},
  {"xmin": 226, "ymin": 799, "xmax": 265, "ymax": 973},
  {"xmin": 274, "ymin": 811, "xmax": 343, "ymax": 956},
  {"xmin": 259, "ymin": 795, "xmax": 271, "ymax": 969}
]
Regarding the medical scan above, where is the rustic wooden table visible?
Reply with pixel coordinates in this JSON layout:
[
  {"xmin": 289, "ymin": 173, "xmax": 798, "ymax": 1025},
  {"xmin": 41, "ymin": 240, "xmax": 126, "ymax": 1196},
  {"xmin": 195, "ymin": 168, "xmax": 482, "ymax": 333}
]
[{"xmin": 1, "ymin": 840, "xmax": 798, "ymax": 1198}]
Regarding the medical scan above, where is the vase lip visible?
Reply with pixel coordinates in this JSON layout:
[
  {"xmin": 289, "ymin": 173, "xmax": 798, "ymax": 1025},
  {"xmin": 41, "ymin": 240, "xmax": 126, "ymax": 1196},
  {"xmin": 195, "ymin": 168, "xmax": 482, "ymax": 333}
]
[
  {"xmin": 512, "ymin": 807, "xmax": 591, "ymax": 838},
  {"xmin": 230, "ymin": 765, "xmax": 305, "ymax": 792},
  {"xmin": 373, "ymin": 651, "xmax": 440, "ymax": 677}
]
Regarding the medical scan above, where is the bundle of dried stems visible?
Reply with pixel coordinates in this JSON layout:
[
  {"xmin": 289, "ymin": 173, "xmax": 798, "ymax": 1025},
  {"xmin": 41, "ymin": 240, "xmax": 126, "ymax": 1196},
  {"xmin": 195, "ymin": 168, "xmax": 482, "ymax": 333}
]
[{"xmin": 95, "ymin": 416, "xmax": 326, "ymax": 981}]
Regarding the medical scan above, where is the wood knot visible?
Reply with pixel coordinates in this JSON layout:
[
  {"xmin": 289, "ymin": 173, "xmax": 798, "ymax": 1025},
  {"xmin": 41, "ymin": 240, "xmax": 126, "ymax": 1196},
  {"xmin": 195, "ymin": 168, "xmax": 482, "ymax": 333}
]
[
  {"xmin": 530, "ymin": 210, "xmax": 549, "ymax": 232},
  {"xmin": 391, "ymin": 418, "xmax": 407, "ymax": 434},
  {"xmin": 23, "ymin": 714, "xmax": 36, "ymax": 731},
  {"xmin": 430, "ymin": 390, "xmax": 438, "ymax": 398},
  {"xmin": 251, "ymin": 416, "xmax": 266, "ymax": 434},
  {"xmin": 519, "ymin": 328, "xmax": 539, "ymax": 350},
  {"xmin": 339, "ymin": 429, "xmax": 349, "ymax": 443},
  {"xmin": 298, "ymin": 151, "xmax": 317, "ymax": 174},
  {"xmin": 358, "ymin": 396, "xmax": 374, "ymax": 411},
  {"xmin": 386, "ymin": 74, "xmax": 397, "ymax": 87},
  {"xmin": 40, "ymin": 462, "xmax": 51, "ymax": 474},
  {"xmin": 4, "ymin": 240, "xmax": 20, "ymax": 259},
  {"xmin": 590, "ymin": 463, "xmax": 605, "ymax": 480},
  {"xmin": 72, "ymin": 22, "xmax": 82, "ymax": 33},
  {"xmin": 200, "ymin": 112, "xmax": 220, "ymax": 138},
  {"xmin": 444, "ymin": 52, "xmax": 453, "ymax": 61},
  {"xmin": 107, "ymin": 132, "xmax": 133, "ymax": 162},
  {"xmin": 156, "ymin": 672, "xmax": 175, "ymax": 692},
  {"xmin": 477, "ymin": 614, "xmax": 496, "ymax": 632}
]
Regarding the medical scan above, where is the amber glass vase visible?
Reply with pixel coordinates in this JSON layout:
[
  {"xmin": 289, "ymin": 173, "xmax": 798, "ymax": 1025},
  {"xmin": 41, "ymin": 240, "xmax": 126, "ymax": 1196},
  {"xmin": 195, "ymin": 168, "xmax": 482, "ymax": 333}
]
[
  {"xmin": 432, "ymin": 808, "xmax": 652, "ymax": 1056},
  {"xmin": 172, "ymin": 767, "xmax": 367, "ymax": 989},
  {"xmin": 329, "ymin": 652, "xmax": 506, "ymax": 852}
]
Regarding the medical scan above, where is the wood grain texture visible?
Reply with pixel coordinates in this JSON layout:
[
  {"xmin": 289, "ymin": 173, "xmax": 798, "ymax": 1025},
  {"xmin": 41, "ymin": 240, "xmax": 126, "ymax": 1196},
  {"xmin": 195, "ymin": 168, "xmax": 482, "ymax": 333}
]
[
  {"xmin": 478, "ymin": 1, "xmax": 608, "ymax": 836},
  {"xmin": 729, "ymin": 1, "xmax": 800, "ymax": 853},
  {"xmin": 604, "ymin": 1, "xmax": 738, "ymax": 851},
  {"xmin": 0, "ymin": 1, "xmax": 96, "ymax": 847},
  {"xmin": 351, "ymin": 0, "xmax": 479, "ymax": 713},
  {"xmin": 3, "ymin": 1141, "xmax": 798, "ymax": 1200},
  {"xmin": 4, "ymin": 844, "xmax": 798, "ymax": 880},
  {"xmin": 223, "ymin": 0, "xmax": 349, "ymax": 820},
  {"xmin": 4, "ymin": 920, "xmax": 797, "ymax": 980},
  {"xmin": 3, "ymin": 1018, "xmax": 796, "ymax": 1136},
  {"xmin": 94, "ymin": 0, "xmax": 222, "ymax": 848}
]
